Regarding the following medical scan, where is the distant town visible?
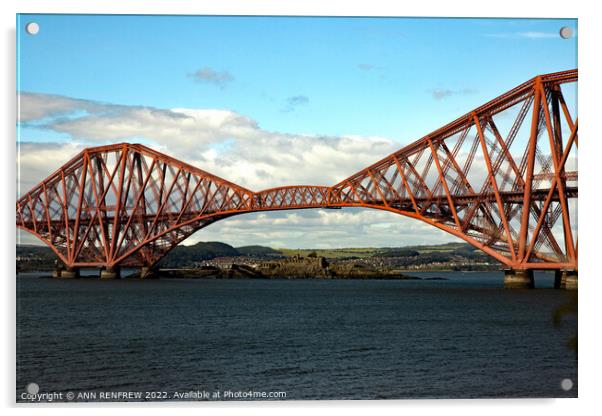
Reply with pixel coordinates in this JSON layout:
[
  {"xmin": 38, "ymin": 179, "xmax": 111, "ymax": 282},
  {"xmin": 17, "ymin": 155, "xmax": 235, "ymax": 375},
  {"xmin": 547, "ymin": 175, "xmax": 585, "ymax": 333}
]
[{"xmin": 17, "ymin": 241, "xmax": 500, "ymax": 278}]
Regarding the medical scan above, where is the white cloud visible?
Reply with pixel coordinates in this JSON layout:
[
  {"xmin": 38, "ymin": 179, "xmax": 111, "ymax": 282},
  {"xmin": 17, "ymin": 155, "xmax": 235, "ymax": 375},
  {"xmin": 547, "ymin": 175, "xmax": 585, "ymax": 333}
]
[
  {"xmin": 17, "ymin": 141, "xmax": 86, "ymax": 193},
  {"xmin": 18, "ymin": 92, "xmax": 106, "ymax": 122},
  {"xmin": 180, "ymin": 208, "xmax": 455, "ymax": 248},
  {"xmin": 19, "ymin": 93, "xmax": 398, "ymax": 190}
]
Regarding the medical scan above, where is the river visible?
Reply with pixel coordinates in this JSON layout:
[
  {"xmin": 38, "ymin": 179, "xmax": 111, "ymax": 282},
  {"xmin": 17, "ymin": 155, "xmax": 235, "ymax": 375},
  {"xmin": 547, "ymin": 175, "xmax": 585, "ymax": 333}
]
[{"xmin": 16, "ymin": 271, "xmax": 577, "ymax": 401}]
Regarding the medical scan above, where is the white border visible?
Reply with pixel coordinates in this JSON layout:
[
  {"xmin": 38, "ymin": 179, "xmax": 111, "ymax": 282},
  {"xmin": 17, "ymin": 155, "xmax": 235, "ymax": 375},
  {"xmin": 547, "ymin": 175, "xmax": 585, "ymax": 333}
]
[{"xmin": 3, "ymin": 1, "xmax": 601, "ymax": 415}]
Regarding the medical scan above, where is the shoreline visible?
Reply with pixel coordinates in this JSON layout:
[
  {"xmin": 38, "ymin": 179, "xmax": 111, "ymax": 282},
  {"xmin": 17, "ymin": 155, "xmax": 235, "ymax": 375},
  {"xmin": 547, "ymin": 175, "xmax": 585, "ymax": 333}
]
[
  {"xmin": 131, "ymin": 266, "xmax": 450, "ymax": 280},
  {"xmin": 20, "ymin": 269, "xmax": 450, "ymax": 281}
]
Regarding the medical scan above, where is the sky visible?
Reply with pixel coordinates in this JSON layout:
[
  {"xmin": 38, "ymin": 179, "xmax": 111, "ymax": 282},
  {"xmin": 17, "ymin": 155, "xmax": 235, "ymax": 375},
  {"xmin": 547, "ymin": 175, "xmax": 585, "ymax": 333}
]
[{"xmin": 16, "ymin": 14, "xmax": 577, "ymax": 248}]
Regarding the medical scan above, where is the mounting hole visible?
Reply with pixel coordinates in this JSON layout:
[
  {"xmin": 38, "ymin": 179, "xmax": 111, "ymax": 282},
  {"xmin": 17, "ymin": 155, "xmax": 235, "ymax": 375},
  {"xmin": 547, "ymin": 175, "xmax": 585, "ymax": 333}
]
[
  {"xmin": 26, "ymin": 382, "xmax": 39, "ymax": 395},
  {"xmin": 561, "ymin": 378, "xmax": 573, "ymax": 391},
  {"xmin": 559, "ymin": 27, "xmax": 573, "ymax": 39},
  {"xmin": 25, "ymin": 22, "xmax": 40, "ymax": 35}
]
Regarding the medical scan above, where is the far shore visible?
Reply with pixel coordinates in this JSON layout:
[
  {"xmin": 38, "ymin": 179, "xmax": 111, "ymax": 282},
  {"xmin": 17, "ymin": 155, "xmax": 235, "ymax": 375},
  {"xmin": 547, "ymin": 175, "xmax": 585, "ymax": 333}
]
[{"xmin": 20, "ymin": 267, "xmax": 450, "ymax": 281}]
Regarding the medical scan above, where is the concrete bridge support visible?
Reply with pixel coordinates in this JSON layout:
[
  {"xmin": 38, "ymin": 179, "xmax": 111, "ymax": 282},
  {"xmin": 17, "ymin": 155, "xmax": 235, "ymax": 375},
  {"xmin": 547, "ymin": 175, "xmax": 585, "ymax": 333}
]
[
  {"xmin": 52, "ymin": 267, "xmax": 79, "ymax": 278},
  {"xmin": 140, "ymin": 266, "xmax": 156, "ymax": 279},
  {"xmin": 504, "ymin": 269, "xmax": 534, "ymax": 289},
  {"xmin": 100, "ymin": 266, "xmax": 120, "ymax": 279},
  {"xmin": 555, "ymin": 270, "xmax": 578, "ymax": 290}
]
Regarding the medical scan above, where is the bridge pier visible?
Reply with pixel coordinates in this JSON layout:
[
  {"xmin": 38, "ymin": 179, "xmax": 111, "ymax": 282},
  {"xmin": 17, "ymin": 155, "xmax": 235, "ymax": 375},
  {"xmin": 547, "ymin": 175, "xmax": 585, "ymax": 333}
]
[
  {"xmin": 504, "ymin": 269, "xmax": 534, "ymax": 289},
  {"xmin": 140, "ymin": 266, "xmax": 156, "ymax": 279},
  {"xmin": 100, "ymin": 266, "xmax": 120, "ymax": 279},
  {"xmin": 555, "ymin": 270, "xmax": 578, "ymax": 290},
  {"xmin": 52, "ymin": 267, "xmax": 79, "ymax": 278}
]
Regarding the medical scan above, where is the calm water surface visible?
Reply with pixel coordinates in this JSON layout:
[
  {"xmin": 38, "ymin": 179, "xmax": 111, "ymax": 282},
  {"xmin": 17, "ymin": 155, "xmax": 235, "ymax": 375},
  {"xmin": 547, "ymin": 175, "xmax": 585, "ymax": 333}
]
[{"xmin": 16, "ymin": 271, "xmax": 577, "ymax": 401}]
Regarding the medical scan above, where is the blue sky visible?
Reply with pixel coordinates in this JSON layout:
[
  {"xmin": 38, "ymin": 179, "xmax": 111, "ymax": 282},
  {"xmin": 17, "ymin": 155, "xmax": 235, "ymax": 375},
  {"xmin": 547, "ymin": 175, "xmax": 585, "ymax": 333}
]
[
  {"xmin": 16, "ymin": 15, "xmax": 577, "ymax": 248},
  {"xmin": 18, "ymin": 15, "xmax": 577, "ymax": 142}
]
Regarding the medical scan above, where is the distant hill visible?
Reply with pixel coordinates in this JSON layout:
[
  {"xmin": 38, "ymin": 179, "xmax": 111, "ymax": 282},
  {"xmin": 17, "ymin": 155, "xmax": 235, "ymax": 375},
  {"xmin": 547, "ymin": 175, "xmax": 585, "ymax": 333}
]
[
  {"xmin": 158, "ymin": 241, "xmax": 239, "ymax": 267},
  {"xmin": 374, "ymin": 248, "xmax": 420, "ymax": 258},
  {"xmin": 236, "ymin": 245, "xmax": 283, "ymax": 257},
  {"xmin": 196, "ymin": 241, "xmax": 240, "ymax": 257},
  {"xmin": 17, "ymin": 241, "xmax": 496, "ymax": 271},
  {"xmin": 157, "ymin": 242, "xmax": 284, "ymax": 267}
]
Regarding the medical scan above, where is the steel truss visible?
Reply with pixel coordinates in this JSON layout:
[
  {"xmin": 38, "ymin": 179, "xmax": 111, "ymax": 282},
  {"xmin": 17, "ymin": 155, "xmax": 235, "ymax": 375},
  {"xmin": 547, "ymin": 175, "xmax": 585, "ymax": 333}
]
[{"xmin": 17, "ymin": 70, "xmax": 578, "ymax": 271}]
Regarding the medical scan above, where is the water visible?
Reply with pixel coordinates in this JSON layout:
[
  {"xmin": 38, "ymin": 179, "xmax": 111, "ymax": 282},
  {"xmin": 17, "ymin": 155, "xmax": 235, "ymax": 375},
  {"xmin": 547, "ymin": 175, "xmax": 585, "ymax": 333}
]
[{"xmin": 16, "ymin": 271, "xmax": 577, "ymax": 401}]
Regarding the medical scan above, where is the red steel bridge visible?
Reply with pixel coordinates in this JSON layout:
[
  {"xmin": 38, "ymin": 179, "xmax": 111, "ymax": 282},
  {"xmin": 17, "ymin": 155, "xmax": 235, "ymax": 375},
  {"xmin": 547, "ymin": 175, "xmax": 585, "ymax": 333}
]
[{"xmin": 16, "ymin": 70, "xmax": 578, "ymax": 286}]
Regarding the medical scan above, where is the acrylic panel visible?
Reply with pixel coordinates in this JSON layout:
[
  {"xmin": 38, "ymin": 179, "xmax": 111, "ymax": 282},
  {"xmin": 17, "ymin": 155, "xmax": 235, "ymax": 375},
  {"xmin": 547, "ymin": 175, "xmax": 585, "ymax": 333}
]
[{"xmin": 16, "ymin": 14, "xmax": 578, "ymax": 402}]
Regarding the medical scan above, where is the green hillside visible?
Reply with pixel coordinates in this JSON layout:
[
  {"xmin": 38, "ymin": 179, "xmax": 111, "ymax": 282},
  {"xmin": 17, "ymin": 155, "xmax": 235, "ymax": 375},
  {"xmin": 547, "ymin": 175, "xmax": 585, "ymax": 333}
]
[
  {"xmin": 158, "ymin": 241, "xmax": 240, "ymax": 267},
  {"xmin": 236, "ymin": 245, "xmax": 283, "ymax": 257}
]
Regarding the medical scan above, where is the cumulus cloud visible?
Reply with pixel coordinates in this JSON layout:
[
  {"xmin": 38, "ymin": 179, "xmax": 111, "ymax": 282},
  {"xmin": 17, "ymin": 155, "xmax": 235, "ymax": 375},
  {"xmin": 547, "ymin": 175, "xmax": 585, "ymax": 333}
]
[
  {"xmin": 17, "ymin": 141, "xmax": 86, "ymax": 193},
  {"xmin": 18, "ymin": 92, "xmax": 107, "ymax": 122},
  {"xmin": 189, "ymin": 67, "xmax": 234, "ymax": 88},
  {"xmin": 181, "ymin": 208, "xmax": 456, "ymax": 248},
  {"xmin": 17, "ymin": 92, "xmax": 398, "ymax": 192}
]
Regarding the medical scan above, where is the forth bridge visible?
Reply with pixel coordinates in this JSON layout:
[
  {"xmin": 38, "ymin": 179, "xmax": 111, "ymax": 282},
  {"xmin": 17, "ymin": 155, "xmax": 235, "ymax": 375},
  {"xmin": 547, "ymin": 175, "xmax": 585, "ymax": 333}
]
[{"xmin": 16, "ymin": 70, "xmax": 578, "ymax": 289}]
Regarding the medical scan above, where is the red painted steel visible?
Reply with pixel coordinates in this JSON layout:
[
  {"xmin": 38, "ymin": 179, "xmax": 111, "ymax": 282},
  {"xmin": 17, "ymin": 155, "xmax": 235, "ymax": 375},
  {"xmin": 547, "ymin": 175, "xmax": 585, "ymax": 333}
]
[{"xmin": 16, "ymin": 69, "xmax": 578, "ymax": 271}]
